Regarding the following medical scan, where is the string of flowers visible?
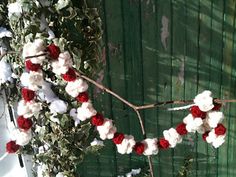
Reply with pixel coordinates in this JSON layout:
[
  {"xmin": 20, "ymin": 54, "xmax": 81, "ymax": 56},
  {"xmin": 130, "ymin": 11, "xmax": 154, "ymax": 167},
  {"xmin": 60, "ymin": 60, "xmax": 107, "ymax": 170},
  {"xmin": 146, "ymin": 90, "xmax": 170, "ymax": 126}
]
[{"xmin": 2, "ymin": 39, "xmax": 228, "ymax": 177}]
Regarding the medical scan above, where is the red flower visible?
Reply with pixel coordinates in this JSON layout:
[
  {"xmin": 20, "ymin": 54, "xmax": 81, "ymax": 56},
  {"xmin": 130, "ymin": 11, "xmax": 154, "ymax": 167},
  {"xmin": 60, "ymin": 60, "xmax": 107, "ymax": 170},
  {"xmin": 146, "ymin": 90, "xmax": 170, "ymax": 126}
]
[
  {"xmin": 133, "ymin": 142, "xmax": 145, "ymax": 155},
  {"xmin": 212, "ymin": 102, "xmax": 222, "ymax": 111},
  {"xmin": 190, "ymin": 106, "xmax": 206, "ymax": 119},
  {"xmin": 25, "ymin": 60, "xmax": 41, "ymax": 71},
  {"xmin": 112, "ymin": 133, "xmax": 125, "ymax": 144},
  {"xmin": 62, "ymin": 68, "xmax": 77, "ymax": 82},
  {"xmin": 158, "ymin": 138, "xmax": 170, "ymax": 149},
  {"xmin": 202, "ymin": 131, "xmax": 209, "ymax": 141},
  {"xmin": 6, "ymin": 141, "xmax": 20, "ymax": 153},
  {"xmin": 76, "ymin": 92, "xmax": 89, "ymax": 103},
  {"xmin": 176, "ymin": 123, "xmax": 188, "ymax": 135},
  {"xmin": 215, "ymin": 124, "xmax": 226, "ymax": 136},
  {"xmin": 47, "ymin": 43, "xmax": 60, "ymax": 59},
  {"xmin": 21, "ymin": 88, "xmax": 35, "ymax": 102},
  {"xmin": 91, "ymin": 113, "xmax": 104, "ymax": 126},
  {"xmin": 17, "ymin": 116, "xmax": 33, "ymax": 131}
]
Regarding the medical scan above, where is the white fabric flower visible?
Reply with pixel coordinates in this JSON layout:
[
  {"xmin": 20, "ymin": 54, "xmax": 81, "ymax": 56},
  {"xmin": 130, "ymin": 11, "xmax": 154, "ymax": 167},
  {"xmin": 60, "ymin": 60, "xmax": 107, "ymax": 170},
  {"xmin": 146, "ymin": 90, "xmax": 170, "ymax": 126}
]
[
  {"xmin": 97, "ymin": 118, "xmax": 117, "ymax": 140},
  {"xmin": 51, "ymin": 51, "xmax": 73, "ymax": 75},
  {"xmin": 206, "ymin": 111, "xmax": 224, "ymax": 128},
  {"xmin": 0, "ymin": 27, "xmax": 12, "ymax": 38},
  {"xmin": 116, "ymin": 135, "xmax": 136, "ymax": 154},
  {"xmin": 0, "ymin": 60, "xmax": 12, "ymax": 84},
  {"xmin": 76, "ymin": 102, "xmax": 97, "ymax": 121},
  {"xmin": 22, "ymin": 39, "xmax": 46, "ymax": 64},
  {"xmin": 206, "ymin": 130, "xmax": 226, "ymax": 148},
  {"xmin": 163, "ymin": 128, "xmax": 182, "ymax": 148},
  {"xmin": 49, "ymin": 99, "xmax": 67, "ymax": 114},
  {"xmin": 194, "ymin": 90, "xmax": 214, "ymax": 112},
  {"xmin": 65, "ymin": 78, "xmax": 88, "ymax": 97},
  {"xmin": 20, "ymin": 71, "xmax": 44, "ymax": 91},
  {"xmin": 8, "ymin": 1, "xmax": 22, "ymax": 18},
  {"xmin": 142, "ymin": 138, "xmax": 158, "ymax": 156},
  {"xmin": 14, "ymin": 129, "xmax": 32, "ymax": 146},
  {"xmin": 90, "ymin": 138, "xmax": 104, "ymax": 146},
  {"xmin": 183, "ymin": 114, "xmax": 203, "ymax": 133},
  {"xmin": 17, "ymin": 100, "xmax": 42, "ymax": 118}
]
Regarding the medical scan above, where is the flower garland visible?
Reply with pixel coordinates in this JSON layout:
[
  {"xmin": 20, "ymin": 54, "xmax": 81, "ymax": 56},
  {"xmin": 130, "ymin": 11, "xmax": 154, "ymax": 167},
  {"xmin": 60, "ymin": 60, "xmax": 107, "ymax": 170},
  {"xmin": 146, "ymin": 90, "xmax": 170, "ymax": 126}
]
[{"xmin": 2, "ymin": 40, "xmax": 227, "ymax": 176}]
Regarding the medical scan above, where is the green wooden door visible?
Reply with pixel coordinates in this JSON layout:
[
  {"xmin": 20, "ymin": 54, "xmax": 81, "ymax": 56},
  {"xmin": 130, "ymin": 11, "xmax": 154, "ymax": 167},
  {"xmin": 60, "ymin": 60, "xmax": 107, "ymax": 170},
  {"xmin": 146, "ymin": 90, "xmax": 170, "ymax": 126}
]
[{"xmin": 79, "ymin": 0, "xmax": 236, "ymax": 176}]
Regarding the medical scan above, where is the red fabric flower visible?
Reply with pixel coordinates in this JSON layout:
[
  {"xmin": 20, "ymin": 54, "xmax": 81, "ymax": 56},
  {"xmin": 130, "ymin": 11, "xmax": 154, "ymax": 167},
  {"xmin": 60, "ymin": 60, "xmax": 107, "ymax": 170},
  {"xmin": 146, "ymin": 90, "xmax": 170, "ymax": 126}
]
[
  {"xmin": 17, "ymin": 116, "xmax": 33, "ymax": 131},
  {"xmin": 6, "ymin": 141, "xmax": 20, "ymax": 153},
  {"xmin": 21, "ymin": 88, "xmax": 35, "ymax": 102},
  {"xmin": 62, "ymin": 68, "xmax": 77, "ymax": 82},
  {"xmin": 215, "ymin": 124, "xmax": 226, "ymax": 136},
  {"xmin": 158, "ymin": 138, "xmax": 170, "ymax": 149},
  {"xmin": 190, "ymin": 106, "xmax": 206, "ymax": 119},
  {"xmin": 212, "ymin": 102, "xmax": 222, "ymax": 111},
  {"xmin": 47, "ymin": 43, "xmax": 60, "ymax": 59},
  {"xmin": 202, "ymin": 131, "xmax": 209, "ymax": 141},
  {"xmin": 76, "ymin": 92, "xmax": 89, "ymax": 103},
  {"xmin": 176, "ymin": 123, "xmax": 188, "ymax": 135},
  {"xmin": 133, "ymin": 142, "xmax": 145, "ymax": 155},
  {"xmin": 112, "ymin": 132, "xmax": 125, "ymax": 144},
  {"xmin": 91, "ymin": 113, "xmax": 104, "ymax": 126},
  {"xmin": 25, "ymin": 60, "xmax": 41, "ymax": 71}
]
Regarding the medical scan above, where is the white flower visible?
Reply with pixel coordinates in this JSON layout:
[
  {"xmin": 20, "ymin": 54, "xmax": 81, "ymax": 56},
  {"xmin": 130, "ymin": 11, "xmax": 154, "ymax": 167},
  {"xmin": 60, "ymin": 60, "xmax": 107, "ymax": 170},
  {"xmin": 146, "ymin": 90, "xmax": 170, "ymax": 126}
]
[
  {"xmin": 8, "ymin": 1, "xmax": 22, "ymax": 18},
  {"xmin": 183, "ymin": 114, "xmax": 203, "ymax": 133},
  {"xmin": 76, "ymin": 102, "xmax": 97, "ymax": 121},
  {"xmin": 163, "ymin": 128, "xmax": 182, "ymax": 148},
  {"xmin": 194, "ymin": 90, "xmax": 214, "ymax": 112},
  {"xmin": 65, "ymin": 78, "xmax": 88, "ymax": 97},
  {"xmin": 206, "ymin": 130, "xmax": 226, "ymax": 148},
  {"xmin": 116, "ymin": 135, "xmax": 136, "ymax": 154},
  {"xmin": 56, "ymin": 172, "xmax": 66, "ymax": 177},
  {"xmin": 14, "ymin": 129, "xmax": 32, "ymax": 146},
  {"xmin": 22, "ymin": 39, "xmax": 46, "ymax": 64},
  {"xmin": 51, "ymin": 52, "xmax": 73, "ymax": 75},
  {"xmin": 20, "ymin": 71, "xmax": 44, "ymax": 91},
  {"xmin": 49, "ymin": 99, "xmax": 67, "ymax": 114},
  {"xmin": 90, "ymin": 138, "xmax": 104, "ymax": 146},
  {"xmin": 97, "ymin": 118, "xmax": 117, "ymax": 140},
  {"xmin": 206, "ymin": 111, "xmax": 224, "ymax": 128},
  {"xmin": 49, "ymin": 115, "xmax": 60, "ymax": 124},
  {"xmin": 142, "ymin": 138, "xmax": 158, "ymax": 156},
  {"xmin": 0, "ymin": 27, "xmax": 12, "ymax": 38},
  {"xmin": 0, "ymin": 60, "xmax": 12, "ymax": 84},
  {"xmin": 17, "ymin": 100, "xmax": 42, "ymax": 118}
]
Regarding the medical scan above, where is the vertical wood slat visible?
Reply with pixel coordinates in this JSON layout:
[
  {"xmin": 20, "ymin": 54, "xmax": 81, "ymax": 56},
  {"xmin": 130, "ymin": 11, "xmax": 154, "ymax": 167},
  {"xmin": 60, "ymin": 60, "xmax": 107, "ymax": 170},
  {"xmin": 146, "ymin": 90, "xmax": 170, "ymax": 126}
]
[{"xmin": 78, "ymin": 1, "xmax": 236, "ymax": 176}]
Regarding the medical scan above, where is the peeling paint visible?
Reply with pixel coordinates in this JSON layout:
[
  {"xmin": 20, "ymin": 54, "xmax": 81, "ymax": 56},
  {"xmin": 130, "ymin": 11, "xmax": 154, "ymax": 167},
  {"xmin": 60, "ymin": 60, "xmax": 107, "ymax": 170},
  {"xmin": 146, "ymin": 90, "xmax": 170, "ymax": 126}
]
[
  {"xmin": 161, "ymin": 16, "xmax": 169, "ymax": 50},
  {"xmin": 178, "ymin": 59, "xmax": 185, "ymax": 85}
]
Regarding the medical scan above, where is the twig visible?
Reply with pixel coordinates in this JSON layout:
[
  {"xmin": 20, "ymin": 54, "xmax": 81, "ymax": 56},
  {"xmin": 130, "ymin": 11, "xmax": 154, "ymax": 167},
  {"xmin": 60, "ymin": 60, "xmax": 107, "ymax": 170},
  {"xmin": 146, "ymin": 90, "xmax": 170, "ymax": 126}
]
[{"xmin": 78, "ymin": 73, "xmax": 154, "ymax": 177}]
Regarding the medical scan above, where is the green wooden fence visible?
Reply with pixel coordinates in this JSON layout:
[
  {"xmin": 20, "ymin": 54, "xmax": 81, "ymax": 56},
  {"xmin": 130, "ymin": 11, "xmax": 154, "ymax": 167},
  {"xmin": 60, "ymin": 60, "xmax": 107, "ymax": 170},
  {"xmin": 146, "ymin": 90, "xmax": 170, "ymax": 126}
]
[{"xmin": 79, "ymin": 0, "xmax": 236, "ymax": 176}]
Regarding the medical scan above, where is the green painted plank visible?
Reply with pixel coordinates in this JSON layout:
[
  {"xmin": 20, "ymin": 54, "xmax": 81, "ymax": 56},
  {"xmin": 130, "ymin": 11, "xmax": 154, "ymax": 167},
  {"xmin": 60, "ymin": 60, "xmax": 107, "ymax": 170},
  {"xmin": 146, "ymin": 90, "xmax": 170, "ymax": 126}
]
[
  {"xmin": 155, "ymin": 0, "xmax": 174, "ymax": 176},
  {"xmin": 171, "ymin": 0, "xmax": 190, "ymax": 176},
  {"xmin": 197, "ymin": 0, "xmax": 213, "ymax": 176},
  {"xmin": 219, "ymin": 1, "xmax": 235, "ymax": 177},
  {"xmin": 121, "ymin": 0, "xmax": 146, "ymax": 172},
  {"xmin": 208, "ymin": 1, "xmax": 224, "ymax": 177},
  {"xmin": 228, "ymin": 5, "xmax": 236, "ymax": 176},
  {"xmin": 184, "ymin": 0, "xmax": 200, "ymax": 177},
  {"xmin": 140, "ymin": 0, "xmax": 160, "ymax": 176}
]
